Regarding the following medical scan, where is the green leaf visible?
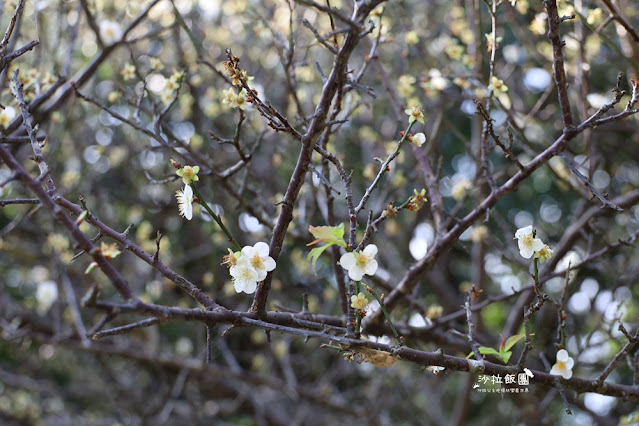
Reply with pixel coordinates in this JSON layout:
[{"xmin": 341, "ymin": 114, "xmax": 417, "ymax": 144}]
[
  {"xmin": 503, "ymin": 334, "xmax": 526, "ymax": 352},
  {"xmin": 307, "ymin": 245, "xmax": 332, "ymax": 273},
  {"xmin": 467, "ymin": 346, "xmax": 500, "ymax": 359},
  {"xmin": 307, "ymin": 224, "xmax": 347, "ymax": 248},
  {"xmin": 501, "ymin": 351, "xmax": 512, "ymax": 364},
  {"xmin": 478, "ymin": 346, "xmax": 500, "ymax": 356},
  {"xmin": 306, "ymin": 224, "xmax": 347, "ymax": 274}
]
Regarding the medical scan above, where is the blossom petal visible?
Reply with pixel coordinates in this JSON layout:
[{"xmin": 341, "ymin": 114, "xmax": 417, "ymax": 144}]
[
  {"xmin": 410, "ymin": 133, "xmax": 426, "ymax": 147},
  {"xmin": 515, "ymin": 225, "xmax": 532, "ymax": 239},
  {"xmin": 242, "ymin": 279, "xmax": 257, "ymax": 294},
  {"xmin": 254, "ymin": 241, "xmax": 270, "ymax": 256},
  {"xmin": 347, "ymin": 267, "xmax": 365, "ymax": 281},
  {"xmin": 549, "ymin": 364, "xmax": 563, "ymax": 376},
  {"xmin": 183, "ymin": 203, "xmax": 193, "ymax": 220},
  {"xmin": 263, "ymin": 257, "xmax": 276, "ymax": 272},
  {"xmin": 233, "ymin": 279, "xmax": 245, "ymax": 293},
  {"xmin": 363, "ymin": 244, "xmax": 378, "ymax": 257},
  {"xmin": 340, "ymin": 252, "xmax": 356, "ymax": 269},
  {"xmin": 364, "ymin": 259, "xmax": 378, "ymax": 275},
  {"xmin": 532, "ymin": 238, "xmax": 544, "ymax": 252},
  {"xmin": 241, "ymin": 246, "xmax": 255, "ymax": 257},
  {"xmin": 519, "ymin": 244, "xmax": 534, "ymax": 259},
  {"xmin": 254, "ymin": 269, "xmax": 267, "ymax": 281}
]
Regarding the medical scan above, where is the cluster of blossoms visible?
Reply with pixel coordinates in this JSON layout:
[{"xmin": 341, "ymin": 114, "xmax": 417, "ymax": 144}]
[
  {"xmin": 514, "ymin": 225, "xmax": 553, "ymax": 262},
  {"xmin": 224, "ymin": 242, "xmax": 276, "ymax": 294},
  {"xmin": 407, "ymin": 189, "xmax": 427, "ymax": 211},
  {"xmin": 5, "ymin": 66, "xmax": 55, "ymax": 103},
  {"xmin": 222, "ymin": 88, "xmax": 248, "ymax": 110},
  {"xmin": 161, "ymin": 71, "xmax": 186, "ymax": 104},
  {"xmin": 223, "ymin": 54, "xmax": 253, "ymax": 87}
]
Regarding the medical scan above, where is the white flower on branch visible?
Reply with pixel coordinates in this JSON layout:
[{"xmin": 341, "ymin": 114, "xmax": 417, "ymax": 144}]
[
  {"xmin": 227, "ymin": 242, "xmax": 276, "ymax": 294},
  {"xmin": 407, "ymin": 132, "xmax": 425, "ymax": 147},
  {"xmin": 340, "ymin": 244, "xmax": 378, "ymax": 281},
  {"xmin": 550, "ymin": 349, "xmax": 574, "ymax": 379},
  {"xmin": 230, "ymin": 258, "xmax": 259, "ymax": 294},
  {"xmin": 0, "ymin": 106, "xmax": 16, "ymax": 128},
  {"xmin": 514, "ymin": 225, "xmax": 544, "ymax": 259},
  {"xmin": 176, "ymin": 185, "xmax": 194, "ymax": 220},
  {"xmin": 351, "ymin": 292, "xmax": 368, "ymax": 310},
  {"xmin": 240, "ymin": 242, "xmax": 276, "ymax": 281},
  {"xmin": 99, "ymin": 20, "xmax": 122, "ymax": 45}
]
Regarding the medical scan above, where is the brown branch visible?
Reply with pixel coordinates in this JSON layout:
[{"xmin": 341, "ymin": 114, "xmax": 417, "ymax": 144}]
[
  {"xmin": 545, "ymin": 0, "xmax": 574, "ymax": 129},
  {"xmin": 93, "ymin": 318, "xmax": 163, "ymax": 339},
  {"xmin": 466, "ymin": 286, "xmax": 483, "ymax": 361},
  {"xmin": 595, "ymin": 324, "xmax": 639, "ymax": 386},
  {"xmin": 600, "ymin": 0, "xmax": 639, "ymax": 43},
  {"xmin": 250, "ymin": 2, "xmax": 382, "ymax": 315},
  {"xmin": 56, "ymin": 196, "xmax": 218, "ymax": 309},
  {"xmin": 79, "ymin": 0, "xmax": 104, "ymax": 47},
  {"xmin": 557, "ymin": 151, "xmax": 621, "ymax": 210},
  {"xmin": 0, "ymin": 145, "xmax": 136, "ymax": 301},
  {"xmin": 0, "ymin": 0, "xmax": 25, "ymax": 50},
  {"xmin": 501, "ymin": 189, "xmax": 639, "ymax": 338},
  {"xmin": 4, "ymin": 0, "xmax": 163, "ymax": 135},
  {"xmin": 475, "ymin": 100, "xmax": 525, "ymax": 171},
  {"xmin": 75, "ymin": 299, "xmax": 639, "ymax": 400},
  {"xmin": 0, "ymin": 135, "xmax": 46, "ymax": 144},
  {"xmin": 0, "ymin": 198, "xmax": 39, "ymax": 206}
]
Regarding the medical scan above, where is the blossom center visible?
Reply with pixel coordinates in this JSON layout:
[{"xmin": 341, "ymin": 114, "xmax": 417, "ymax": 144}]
[
  {"xmin": 356, "ymin": 253, "xmax": 368, "ymax": 268},
  {"xmin": 250, "ymin": 255, "xmax": 265, "ymax": 270},
  {"xmin": 183, "ymin": 166, "xmax": 196, "ymax": 179},
  {"xmin": 238, "ymin": 267, "xmax": 254, "ymax": 280}
]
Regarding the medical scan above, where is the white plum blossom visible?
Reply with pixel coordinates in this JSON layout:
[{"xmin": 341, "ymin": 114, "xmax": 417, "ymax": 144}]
[
  {"xmin": 176, "ymin": 185, "xmax": 194, "ymax": 220},
  {"xmin": 550, "ymin": 349, "xmax": 574, "ymax": 379},
  {"xmin": 230, "ymin": 258, "xmax": 259, "ymax": 294},
  {"xmin": 36, "ymin": 281, "xmax": 58, "ymax": 313},
  {"xmin": 241, "ymin": 242, "xmax": 276, "ymax": 280},
  {"xmin": 99, "ymin": 20, "xmax": 122, "ymax": 45},
  {"xmin": 407, "ymin": 133, "xmax": 425, "ymax": 147},
  {"xmin": 227, "ymin": 242, "xmax": 276, "ymax": 294},
  {"xmin": 535, "ymin": 244, "xmax": 553, "ymax": 263},
  {"xmin": 514, "ymin": 225, "xmax": 544, "ymax": 259},
  {"xmin": 340, "ymin": 244, "xmax": 378, "ymax": 281},
  {"xmin": 351, "ymin": 292, "xmax": 368, "ymax": 310},
  {"xmin": 0, "ymin": 106, "xmax": 16, "ymax": 128}
]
